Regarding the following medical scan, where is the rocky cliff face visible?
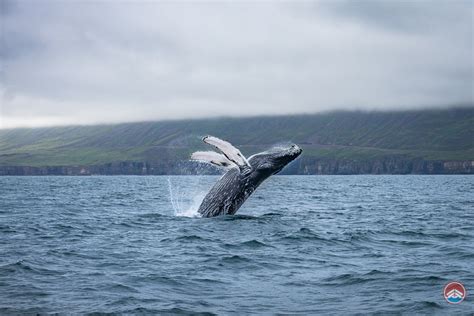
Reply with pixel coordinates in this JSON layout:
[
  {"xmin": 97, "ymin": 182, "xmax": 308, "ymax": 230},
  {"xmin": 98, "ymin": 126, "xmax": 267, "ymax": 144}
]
[
  {"xmin": 1, "ymin": 159, "xmax": 472, "ymax": 175},
  {"xmin": 285, "ymin": 158, "xmax": 474, "ymax": 175}
]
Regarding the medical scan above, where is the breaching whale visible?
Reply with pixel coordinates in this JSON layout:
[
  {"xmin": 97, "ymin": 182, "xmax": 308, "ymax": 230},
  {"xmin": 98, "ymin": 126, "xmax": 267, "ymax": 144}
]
[{"xmin": 191, "ymin": 136, "xmax": 302, "ymax": 217}]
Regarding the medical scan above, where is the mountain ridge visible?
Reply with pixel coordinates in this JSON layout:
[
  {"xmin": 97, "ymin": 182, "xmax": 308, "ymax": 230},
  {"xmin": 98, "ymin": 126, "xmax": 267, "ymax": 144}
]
[{"xmin": 1, "ymin": 107, "xmax": 473, "ymax": 174}]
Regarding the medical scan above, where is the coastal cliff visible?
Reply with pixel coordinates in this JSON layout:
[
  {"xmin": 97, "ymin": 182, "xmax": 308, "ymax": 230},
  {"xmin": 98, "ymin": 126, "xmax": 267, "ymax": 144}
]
[{"xmin": 1, "ymin": 158, "xmax": 472, "ymax": 175}]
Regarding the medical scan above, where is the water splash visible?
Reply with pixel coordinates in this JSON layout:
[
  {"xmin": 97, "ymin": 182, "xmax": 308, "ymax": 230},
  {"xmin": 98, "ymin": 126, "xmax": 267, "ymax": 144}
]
[{"xmin": 167, "ymin": 177, "xmax": 205, "ymax": 217}]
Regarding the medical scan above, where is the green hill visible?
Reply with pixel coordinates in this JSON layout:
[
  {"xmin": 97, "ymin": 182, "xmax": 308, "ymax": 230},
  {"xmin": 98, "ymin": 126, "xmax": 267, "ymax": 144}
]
[{"xmin": 0, "ymin": 107, "xmax": 473, "ymax": 174}]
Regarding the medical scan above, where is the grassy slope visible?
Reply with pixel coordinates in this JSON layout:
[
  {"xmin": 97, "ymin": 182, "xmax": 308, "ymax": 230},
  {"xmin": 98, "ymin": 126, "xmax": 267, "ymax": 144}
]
[{"xmin": 0, "ymin": 108, "xmax": 473, "ymax": 167}]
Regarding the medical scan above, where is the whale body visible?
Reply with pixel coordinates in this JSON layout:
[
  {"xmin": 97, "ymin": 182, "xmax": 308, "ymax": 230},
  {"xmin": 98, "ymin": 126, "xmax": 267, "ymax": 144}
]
[{"xmin": 191, "ymin": 136, "xmax": 302, "ymax": 217}]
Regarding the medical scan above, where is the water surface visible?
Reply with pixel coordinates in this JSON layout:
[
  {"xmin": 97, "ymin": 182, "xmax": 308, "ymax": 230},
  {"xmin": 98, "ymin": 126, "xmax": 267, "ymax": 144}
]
[{"xmin": 0, "ymin": 175, "xmax": 473, "ymax": 314}]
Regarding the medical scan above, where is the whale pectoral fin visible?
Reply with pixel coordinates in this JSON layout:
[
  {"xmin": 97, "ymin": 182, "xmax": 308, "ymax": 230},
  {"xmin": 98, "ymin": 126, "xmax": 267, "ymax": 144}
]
[
  {"xmin": 202, "ymin": 136, "xmax": 251, "ymax": 170},
  {"xmin": 190, "ymin": 151, "xmax": 237, "ymax": 168}
]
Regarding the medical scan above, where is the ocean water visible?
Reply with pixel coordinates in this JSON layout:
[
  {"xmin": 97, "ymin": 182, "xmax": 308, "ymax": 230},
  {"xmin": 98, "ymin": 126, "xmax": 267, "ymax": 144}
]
[{"xmin": 0, "ymin": 175, "xmax": 473, "ymax": 315}]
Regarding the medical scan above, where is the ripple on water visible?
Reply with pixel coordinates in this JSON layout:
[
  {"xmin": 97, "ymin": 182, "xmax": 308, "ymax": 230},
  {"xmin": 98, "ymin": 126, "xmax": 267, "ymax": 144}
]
[
  {"xmin": 222, "ymin": 239, "xmax": 272, "ymax": 249},
  {"xmin": 219, "ymin": 255, "xmax": 252, "ymax": 264}
]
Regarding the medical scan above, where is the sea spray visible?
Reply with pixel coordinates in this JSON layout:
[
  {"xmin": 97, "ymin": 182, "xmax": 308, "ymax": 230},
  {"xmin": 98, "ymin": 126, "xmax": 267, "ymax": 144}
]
[
  {"xmin": 167, "ymin": 177, "xmax": 181, "ymax": 214},
  {"xmin": 167, "ymin": 177, "xmax": 208, "ymax": 217}
]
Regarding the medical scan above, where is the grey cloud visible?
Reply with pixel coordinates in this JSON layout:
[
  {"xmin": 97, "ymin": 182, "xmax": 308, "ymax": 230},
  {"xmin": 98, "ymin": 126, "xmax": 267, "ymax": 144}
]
[
  {"xmin": 0, "ymin": 0, "xmax": 472, "ymax": 128},
  {"xmin": 320, "ymin": 0, "xmax": 472, "ymax": 33}
]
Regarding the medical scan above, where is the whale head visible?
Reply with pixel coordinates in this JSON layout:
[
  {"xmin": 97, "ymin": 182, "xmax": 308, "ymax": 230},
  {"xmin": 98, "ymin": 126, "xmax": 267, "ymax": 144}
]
[{"xmin": 248, "ymin": 144, "xmax": 302, "ymax": 178}]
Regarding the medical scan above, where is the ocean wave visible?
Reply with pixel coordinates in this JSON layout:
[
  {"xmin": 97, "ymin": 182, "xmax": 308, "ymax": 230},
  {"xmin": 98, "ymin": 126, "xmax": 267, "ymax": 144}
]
[
  {"xmin": 222, "ymin": 239, "xmax": 272, "ymax": 249},
  {"xmin": 160, "ymin": 235, "xmax": 213, "ymax": 243},
  {"xmin": 219, "ymin": 255, "xmax": 251, "ymax": 264},
  {"xmin": 278, "ymin": 227, "xmax": 330, "ymax": 242}
]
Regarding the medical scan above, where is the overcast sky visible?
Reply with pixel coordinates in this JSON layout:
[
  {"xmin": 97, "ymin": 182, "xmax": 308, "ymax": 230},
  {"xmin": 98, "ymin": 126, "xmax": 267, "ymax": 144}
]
[{"xmin": 0, "ymin": 0, "xmax": 472, "ymax": 128}]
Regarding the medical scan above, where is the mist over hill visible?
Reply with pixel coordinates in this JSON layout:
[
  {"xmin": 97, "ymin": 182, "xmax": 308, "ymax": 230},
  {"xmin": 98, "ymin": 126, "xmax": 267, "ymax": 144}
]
[{"xmin": 0, "ymin": 108, "xmax": 473, "ymax": 175}]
